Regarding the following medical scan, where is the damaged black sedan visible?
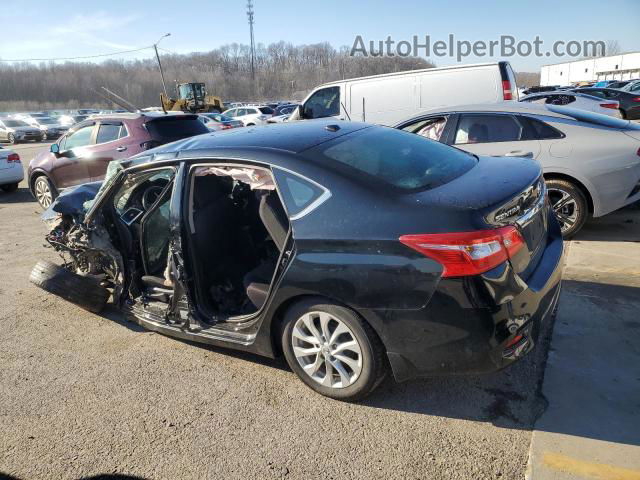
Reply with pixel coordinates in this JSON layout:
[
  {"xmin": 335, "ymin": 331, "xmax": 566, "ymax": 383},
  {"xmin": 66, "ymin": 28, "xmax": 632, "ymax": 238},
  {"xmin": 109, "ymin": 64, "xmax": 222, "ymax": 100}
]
[{"xmin": 31, "ymin": 120, "xmax": 563, "ymax": 401}]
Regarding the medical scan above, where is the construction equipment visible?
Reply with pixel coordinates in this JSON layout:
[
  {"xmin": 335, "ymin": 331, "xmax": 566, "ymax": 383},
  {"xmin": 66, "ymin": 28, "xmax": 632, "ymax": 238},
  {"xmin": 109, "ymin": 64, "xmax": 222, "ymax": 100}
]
[{"xmin": 160, "ymin": 82, "xmax": 224, "ymax": 114}]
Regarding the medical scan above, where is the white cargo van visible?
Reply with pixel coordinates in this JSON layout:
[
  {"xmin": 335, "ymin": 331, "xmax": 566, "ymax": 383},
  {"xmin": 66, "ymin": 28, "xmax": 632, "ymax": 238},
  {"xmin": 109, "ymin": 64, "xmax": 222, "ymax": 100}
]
[{"xmin": 289, "ymin": 61, "xmax": 518, "ymax": 126}]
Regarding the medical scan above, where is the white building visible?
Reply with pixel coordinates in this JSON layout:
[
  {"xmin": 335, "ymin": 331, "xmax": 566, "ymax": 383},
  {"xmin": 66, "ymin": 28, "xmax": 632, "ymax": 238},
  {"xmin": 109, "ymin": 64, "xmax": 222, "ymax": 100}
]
[{"xmin": 540, "ymin": 52, "xmax": 640, "ymax": 86}]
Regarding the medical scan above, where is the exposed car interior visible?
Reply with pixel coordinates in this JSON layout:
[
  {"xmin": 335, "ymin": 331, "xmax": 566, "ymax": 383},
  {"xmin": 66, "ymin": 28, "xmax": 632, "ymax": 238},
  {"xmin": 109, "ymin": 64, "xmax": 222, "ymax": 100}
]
[
  {"xmin": 187, "ymin": 166, "xmax": 290, "ymax": 320},
  {"xmin": 104, "ymin": 165, "xmax": 290, "ymax": 323}
]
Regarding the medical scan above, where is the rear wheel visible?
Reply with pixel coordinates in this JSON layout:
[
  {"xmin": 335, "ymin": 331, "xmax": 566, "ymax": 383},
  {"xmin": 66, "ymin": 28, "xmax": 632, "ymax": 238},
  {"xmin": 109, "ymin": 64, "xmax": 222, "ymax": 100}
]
[
  {"xmin": 1, "ymin": 183, "xmax": 19, "ymax": 192},
  {"xmin": 33, "ymin": 175, "xmax": 56, "ymax": 209},
  {"xmin": 281, "ymin": 299, "xmax": 387, "ymax": 401},
  {"xmin": 29, "ymin": 260, "xmax": 110, "ymax": 313},
  {"xmin": 546, "ymin": 178, "xmax": 588, "ymax": 238}
]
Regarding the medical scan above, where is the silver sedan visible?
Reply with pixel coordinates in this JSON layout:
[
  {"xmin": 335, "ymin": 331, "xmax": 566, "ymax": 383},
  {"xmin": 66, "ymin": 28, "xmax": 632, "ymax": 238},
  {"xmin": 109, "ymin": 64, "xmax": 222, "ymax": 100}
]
[{"xmin": 395, "ymin": 103, "xmax": 640, "ymax": 237}]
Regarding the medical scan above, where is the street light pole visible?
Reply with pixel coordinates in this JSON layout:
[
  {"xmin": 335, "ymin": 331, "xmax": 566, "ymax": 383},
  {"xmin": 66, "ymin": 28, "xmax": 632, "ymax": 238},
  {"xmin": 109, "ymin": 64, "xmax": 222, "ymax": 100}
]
[{"xmin": 154, "ymin": 33, "xmax": 171, "ymax": 97}]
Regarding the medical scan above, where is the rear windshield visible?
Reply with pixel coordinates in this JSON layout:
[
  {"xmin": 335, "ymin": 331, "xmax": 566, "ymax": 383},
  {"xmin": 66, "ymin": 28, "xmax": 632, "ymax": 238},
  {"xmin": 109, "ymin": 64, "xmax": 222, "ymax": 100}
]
[
  {"xmin": 547, "ymin": 105, "xmax": 639, "ymax": 129},
  {"xmin": 307, "ymin": 127, "xmax": 477, "ymax": 191},
  {"xmin": 259, "ymin": 107, "xmax": 274, "ymax": 114},
  {"xmin": 145, "ymin": 116, "xmax": 209, "ymax": 141}
]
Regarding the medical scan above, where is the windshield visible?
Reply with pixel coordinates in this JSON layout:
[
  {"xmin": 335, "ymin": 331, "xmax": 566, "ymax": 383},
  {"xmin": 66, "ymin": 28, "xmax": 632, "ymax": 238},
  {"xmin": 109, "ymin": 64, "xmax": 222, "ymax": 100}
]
[
  {"xmin": 3, "ymin": 120, "xmax": 29, "ymax": 127},
  {"xmin": 307, "ymin": 127, "xmax": 477, "ymax": 191},
  {"xmin": 39, "ymin": 118, "xmax": 58, "ymax": 125},
  {"xmin": 259, "ymin": 107, "xmax": 274, "ymax": 114}
]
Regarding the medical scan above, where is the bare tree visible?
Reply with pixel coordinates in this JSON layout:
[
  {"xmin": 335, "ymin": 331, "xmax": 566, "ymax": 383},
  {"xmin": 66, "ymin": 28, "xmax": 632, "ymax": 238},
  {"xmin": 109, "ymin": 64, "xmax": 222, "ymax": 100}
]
[{"xmin": 0, "ymin": 42, "xmax": 435, "ymax": 111}]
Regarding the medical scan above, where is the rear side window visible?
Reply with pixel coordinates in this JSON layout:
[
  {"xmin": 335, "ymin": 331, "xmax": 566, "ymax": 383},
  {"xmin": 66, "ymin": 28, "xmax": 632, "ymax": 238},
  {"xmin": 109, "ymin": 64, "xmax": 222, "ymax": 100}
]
[
  {"xmin": 519, "ymin": 116, "xmax": 565, "ymax": 140},
  {"xmin": 454, "ymin": 114, "xmax": 522, "ymax": 144},
  {"xmin": 144, "ymin": 117, "xmax": 208, "ymax": 142},
  {"xmin": 96, "ymin": 123, "xmax": 122, "ymax": 144},
  {"xmin": 273, "ymin": 169, "xmax": 328, "ymax": 218},
  {"xmin": 308, "ymin": 127, "xmax": 476, "ymax": 191}
]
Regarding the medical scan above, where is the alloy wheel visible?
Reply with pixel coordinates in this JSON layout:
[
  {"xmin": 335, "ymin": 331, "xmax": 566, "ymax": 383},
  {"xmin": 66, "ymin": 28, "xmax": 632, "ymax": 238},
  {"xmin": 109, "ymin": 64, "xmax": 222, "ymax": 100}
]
[
  {"xmin": 291, "ymin": 311, "xmax": 363, "ymax": 388},
  {"xmin": 35, "ymin": 177, "xmax": 53, "ymax": 208},
  {"xmin": 548, "ymin": 187, "xmax": 578, "ymax": 233},
  {"xmin": 8, "ymin": 133, "xmax": 16, "ymax": 144}
]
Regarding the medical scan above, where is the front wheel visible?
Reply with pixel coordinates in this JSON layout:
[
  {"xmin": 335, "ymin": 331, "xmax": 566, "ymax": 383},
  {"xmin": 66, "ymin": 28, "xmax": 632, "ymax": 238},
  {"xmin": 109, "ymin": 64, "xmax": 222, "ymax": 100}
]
[
  {"xmin": 30, "ymin": 260, "xmax": 110, "ymax": 313},
  {"xmin": 546, "ymin": 178, "xmax": 588, "ymax": 238},
  {"xmin": 8, "ymin": 133, "xmax": 16, "ymax": 144},
  {"xmin": 33, "ymin": 175, "xmax": 56, "ymax": 209},
  {"xmin": 281, "ymin": 299, "xmax": 387, "ymax": 401}
]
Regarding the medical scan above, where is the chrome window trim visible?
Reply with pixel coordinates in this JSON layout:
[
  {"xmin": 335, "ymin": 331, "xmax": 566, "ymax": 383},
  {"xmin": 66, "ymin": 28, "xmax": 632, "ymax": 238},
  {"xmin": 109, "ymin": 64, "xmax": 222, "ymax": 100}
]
[{"xmin": 272, "ymin": 166, "xmax": 332, "ymax": 220}]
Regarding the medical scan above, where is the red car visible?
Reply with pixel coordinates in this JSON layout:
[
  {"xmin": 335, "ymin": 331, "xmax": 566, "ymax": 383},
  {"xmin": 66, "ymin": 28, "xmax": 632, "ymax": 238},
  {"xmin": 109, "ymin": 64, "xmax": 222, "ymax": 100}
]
[{"xmin": 28, "ymin": 113, "xmax": 208, "ymax": 208}]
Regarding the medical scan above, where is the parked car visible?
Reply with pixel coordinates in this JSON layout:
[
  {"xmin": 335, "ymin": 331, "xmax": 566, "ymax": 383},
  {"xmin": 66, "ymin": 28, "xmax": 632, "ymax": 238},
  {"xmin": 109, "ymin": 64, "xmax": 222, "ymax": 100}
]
[
  {"xmin": 0, "ymin": 118, "xmax": 43, "ymax": 144},
  {"xmin": 520, "ymin": 91, "xmax": 621, "ymax": 118},
  {"xmin": 198, "ymin": 113, "xmax": 243, "ymax": 131},
  {"xmin": 28, "ymin": 112, "xmax": 209, "ymax": 208},
  {"xmin": 620, "ymin": 80, "xmax": 640, "ymax": 93},
  {"xmin": 222, "ymin": 106, "xmax": 273, "ymax": 126},
  {"xmin": 607, "ymin": 80, "xmax": 636, "ymax": 90},
  {"xmin": 0, "ymin": 146, "xmax": 23, "ymax": 192},
  {"xmin": 273, "ymin": 104, "xmax": 299, "ymax": 116},
  {"xmin": 395, "ymin": 103, "xmax": 640, "ymax": 237},
  {"xmin": 29, "ymin": 117, "xmax": 70, "ymax": 140},
  {"xmin": 267, "ymin": 114, "xmax": 290, "ymax": 123},
  {"xmin": 30, "ymin": 119, "xmax": 563, "ymax": 401},
  {"xmin": 571, "ymin": 87, "xmax": 640, "ymax": 119},
  {"xmin": 593, "ymin": 80, "xmax": 615, "ymax": 88},
  {"xmin": 289, "ymin": 61, "xmax": 519, "ymax": 126}
]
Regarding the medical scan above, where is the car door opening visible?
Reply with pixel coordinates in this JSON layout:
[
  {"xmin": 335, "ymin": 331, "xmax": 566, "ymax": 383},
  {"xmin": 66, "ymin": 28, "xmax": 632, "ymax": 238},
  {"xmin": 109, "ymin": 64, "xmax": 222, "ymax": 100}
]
[{"xmin": 188, "ymin": 165, "xmax": 290, "ymax": 320}]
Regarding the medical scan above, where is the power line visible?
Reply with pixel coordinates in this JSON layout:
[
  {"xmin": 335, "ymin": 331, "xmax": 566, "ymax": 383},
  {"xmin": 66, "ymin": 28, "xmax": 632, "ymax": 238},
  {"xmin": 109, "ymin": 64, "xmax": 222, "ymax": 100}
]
[{"xmin": 0, "ymin": 46, "xmax": 154, "ymax": 63}]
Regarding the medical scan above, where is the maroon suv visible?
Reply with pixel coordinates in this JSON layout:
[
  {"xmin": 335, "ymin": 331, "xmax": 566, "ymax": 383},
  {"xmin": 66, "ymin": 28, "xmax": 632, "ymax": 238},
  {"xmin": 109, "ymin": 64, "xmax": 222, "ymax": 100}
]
[{"xmin": 28, "ymin": 113, "xmax": 209, "ymax": 208}]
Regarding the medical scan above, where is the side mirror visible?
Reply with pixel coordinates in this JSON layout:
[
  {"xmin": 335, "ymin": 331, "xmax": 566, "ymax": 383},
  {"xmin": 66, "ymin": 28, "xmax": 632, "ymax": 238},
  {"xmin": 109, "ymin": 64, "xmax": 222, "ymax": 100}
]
[{"xmin": 50, "ymin": 143, "xmax": 60, "ymax": 155}]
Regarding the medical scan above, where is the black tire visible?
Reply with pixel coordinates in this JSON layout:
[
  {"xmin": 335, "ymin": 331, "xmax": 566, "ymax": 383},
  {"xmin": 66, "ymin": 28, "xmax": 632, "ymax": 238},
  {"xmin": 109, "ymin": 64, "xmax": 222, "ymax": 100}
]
[
  {"xmin": 546, "ymin": 178, "xmax": 588, "ymax": 238},
  {"xmin": 246, "ymin": 123, "xmax": 255, "ymax": 126},
  {"xmin": 8, "ymin": 133, "xmax": 16, "ymax": 144},
  {"xmin": 29, "ymin": 260, "xmax": 110, "ymax": 313},
  {"xmin": 1, "ymin": 182, "xmax": 19, "ymax": 192},
  {"xmin": 281, "ymin": 298, "xmax": 387, "ymax": 401}
]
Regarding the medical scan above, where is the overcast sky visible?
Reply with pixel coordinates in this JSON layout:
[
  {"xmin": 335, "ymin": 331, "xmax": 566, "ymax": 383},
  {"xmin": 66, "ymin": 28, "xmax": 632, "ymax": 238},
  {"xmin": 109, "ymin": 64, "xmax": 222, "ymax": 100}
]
[{"xmin": 1, "ymin": 0, "xmax": 639, "ymax": 72}]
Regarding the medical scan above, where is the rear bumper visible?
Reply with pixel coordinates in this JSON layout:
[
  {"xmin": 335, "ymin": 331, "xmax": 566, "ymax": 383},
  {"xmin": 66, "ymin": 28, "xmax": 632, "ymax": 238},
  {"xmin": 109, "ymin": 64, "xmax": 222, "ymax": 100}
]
[
  {"xmin": 384, "ymin": 213, "xmax": 564, "ymax": 382},
  {"xmin": 0, "ymin": 166, "xmax": 25, "ymax": 185}
]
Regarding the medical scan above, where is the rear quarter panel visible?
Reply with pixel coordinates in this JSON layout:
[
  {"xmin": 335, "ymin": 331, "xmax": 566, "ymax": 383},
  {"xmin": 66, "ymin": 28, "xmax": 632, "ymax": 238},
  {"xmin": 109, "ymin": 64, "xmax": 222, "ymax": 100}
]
[{"xmin": 543, "ymin": 120, "xmax": 640, "ymax": 216}]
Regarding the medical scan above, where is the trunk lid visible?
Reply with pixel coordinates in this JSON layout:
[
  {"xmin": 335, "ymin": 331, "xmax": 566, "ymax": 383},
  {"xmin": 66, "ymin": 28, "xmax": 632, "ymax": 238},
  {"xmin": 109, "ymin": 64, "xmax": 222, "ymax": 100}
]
[{"xmin": 417, "ymin": 155, "xmax": 548, "ymax": 277}]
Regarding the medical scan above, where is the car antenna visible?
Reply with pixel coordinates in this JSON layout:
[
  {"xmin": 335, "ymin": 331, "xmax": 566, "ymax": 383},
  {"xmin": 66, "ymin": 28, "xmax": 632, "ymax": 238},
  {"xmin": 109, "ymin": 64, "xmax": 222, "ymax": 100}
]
[{"xmin": 340, "ymin": 101, "xmax": 351, "ymax": 121}]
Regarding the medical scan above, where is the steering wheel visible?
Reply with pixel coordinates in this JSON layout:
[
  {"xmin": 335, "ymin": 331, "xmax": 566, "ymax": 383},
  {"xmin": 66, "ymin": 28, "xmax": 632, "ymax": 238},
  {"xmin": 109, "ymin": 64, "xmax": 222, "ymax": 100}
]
[{"xmin": 141, "ymin": 185, "xmax": 164, "ymax": 210}]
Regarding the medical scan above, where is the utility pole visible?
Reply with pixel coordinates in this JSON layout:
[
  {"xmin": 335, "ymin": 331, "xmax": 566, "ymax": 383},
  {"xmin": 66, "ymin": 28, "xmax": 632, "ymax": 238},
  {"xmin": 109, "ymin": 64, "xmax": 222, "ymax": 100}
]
[
  {"xmin": 154, "ymin": 33, "xmax": 171, "ymax": 97},
  {"xmin": 247, "ymin": 0, "xmax": 256, "ymax": 86}
]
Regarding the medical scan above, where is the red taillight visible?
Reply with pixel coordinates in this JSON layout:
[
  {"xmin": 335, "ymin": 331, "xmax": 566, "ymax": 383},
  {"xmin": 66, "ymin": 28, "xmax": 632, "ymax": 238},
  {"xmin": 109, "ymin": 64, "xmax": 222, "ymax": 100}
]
[
  {"xmin": 632, "ymin": 97, "xmax": 640, "ymax": 102},
  {"xmin": 7, "ymin": 153, "xmax": 20, "ymax": 163},
  {"xmin": 600, "ymin": 103, "xmax": 618, "ymax": 109},
  {"xmin": 222, "ymin": 125, "xmax": 232, "ymax": 129},
  {"xmin": 399, "ymin": 226, "xmax": 525, "ymax": 277},
  {"xmin": 502, "ymin": 80, "xmax": 513, "ymax": 100}
]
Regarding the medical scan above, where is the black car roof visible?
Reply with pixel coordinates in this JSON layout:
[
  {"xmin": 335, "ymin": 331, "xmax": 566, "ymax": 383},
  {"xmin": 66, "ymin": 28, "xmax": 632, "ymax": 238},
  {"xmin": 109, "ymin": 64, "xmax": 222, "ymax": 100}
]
[{"xmin": 144, "ymin": 120, "xmax": 371, "ymax": 157}]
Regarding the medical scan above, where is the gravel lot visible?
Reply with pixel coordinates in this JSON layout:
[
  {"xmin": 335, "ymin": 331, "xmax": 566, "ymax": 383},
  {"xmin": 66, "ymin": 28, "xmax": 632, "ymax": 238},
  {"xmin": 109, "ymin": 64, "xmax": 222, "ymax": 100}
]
[{"xmin": 0, "ymin": 142, "xmax": 555, "ymax": 479}]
